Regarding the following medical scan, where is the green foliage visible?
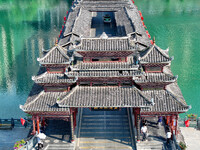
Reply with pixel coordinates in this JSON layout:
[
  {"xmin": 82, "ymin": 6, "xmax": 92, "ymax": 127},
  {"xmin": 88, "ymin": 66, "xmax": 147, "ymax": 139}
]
[
  {"xmin": 13, "ymin": 139, "xmax": 26, "ymax": 149},
  {"xmin": 179, "ymin": 141, "xmax": 187, "ymax": 150},
  {"xmin": 187, "ymin": 113, "xmax": 197, "ymax": 118}
]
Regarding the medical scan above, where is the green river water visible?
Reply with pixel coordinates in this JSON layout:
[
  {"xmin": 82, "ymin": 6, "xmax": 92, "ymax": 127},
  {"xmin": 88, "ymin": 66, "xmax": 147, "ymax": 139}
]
[{"xmin": 0, "ymin": 0, "xmax": 199, "ymax": 118}]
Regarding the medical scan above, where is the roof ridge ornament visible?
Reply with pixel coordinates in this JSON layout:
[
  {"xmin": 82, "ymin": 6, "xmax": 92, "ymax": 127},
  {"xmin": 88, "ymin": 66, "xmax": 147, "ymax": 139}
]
[
  {"xmin": 153, "ymin": 37, "xmax": 155, "ymax": 45},
  {"xmin": 100, "ymin": 32, "xmax": 108, "ymax": 39},
  {"xmin": 55, "ymin": 38, "xmax": 58, "ymax": 45}
]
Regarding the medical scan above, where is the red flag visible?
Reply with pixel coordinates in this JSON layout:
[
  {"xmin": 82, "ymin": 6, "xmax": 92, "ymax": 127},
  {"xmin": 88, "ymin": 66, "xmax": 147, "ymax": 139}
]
[
  {"xmin": 185, "ymin": 120, "xmax": 190, "ymax": 127},
  {"xmin": 64, "ymin": 16, "xmax": 66, "ymax": 21},
  {"xmin": 20, "ymin": 118, "xmax": 25, "ymax": 126},
  {"xmin": 139, "ymin": 11, "xmax": 142, "ymax": 17}
]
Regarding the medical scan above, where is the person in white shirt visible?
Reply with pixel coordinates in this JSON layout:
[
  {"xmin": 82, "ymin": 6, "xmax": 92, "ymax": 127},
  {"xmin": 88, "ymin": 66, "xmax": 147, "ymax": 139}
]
[
  {"xmin": 166, "ymin": 128, "xmax": 172, "ymax": 144},
  {"xmin": 141, "ymin": 125, "xmax": 148, "ymax": 141}
]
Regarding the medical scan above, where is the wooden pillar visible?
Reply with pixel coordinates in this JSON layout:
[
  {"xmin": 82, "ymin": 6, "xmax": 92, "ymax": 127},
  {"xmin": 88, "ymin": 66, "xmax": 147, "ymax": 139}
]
[
  {"xmin": 70, "ymin": 108, "xmax": 75, "ymax": 142},
  {"xmin": 134, "ymin": 108, "xmax": 141, "ymax": 141},
  {"xmin": 32, "ymin": 116, "xmax": 36, "ymax": 134},
  {"xmin": 166, "ymin": 116, "xmax": 170, "ymax": 125},
  {"xmin": 170, "ymin": 115, "xmax": 174, "ymax": 139},
  {"xmin": 144, "ymin": 66, "xmax": 147, "ymax": 73},
  {"xmin": 175, "ymin": 114, "xmax": 178, "ymax": 136},
  {"xmin": 36, "ymin": 116, "xmax": 40, "ymax": 134},
  {"xmin": 161, "ymin": 66, "xmax": 164, "ymax": 72},
  {"xmin": 68, "ymin": 86, "xmax": 70, "ymax": 91},
  {"xmin": 73, "ymin": 111, "xmax": 76, "ymax": 128},
  {"xmin": 125, "ymin": 57, "xmax": 128, "ymax": 62}
]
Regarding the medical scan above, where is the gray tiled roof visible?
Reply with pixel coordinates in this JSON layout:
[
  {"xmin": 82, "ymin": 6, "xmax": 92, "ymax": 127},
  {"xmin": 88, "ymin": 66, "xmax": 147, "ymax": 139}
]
[
  {"xmin": 21, "ymin": 91, "xmax": 69, "ymax": 112},
  {"xmin": 57, "ymin": 86, "xmax": 153, "ymax": 107},
  {"xmin": 37, "ymin": 45, "xmax": 70, "ymax": 64},
  {"xmin": 66, "ymin": 70, "xmax": 141, "ymax": 77},
  {"xmin": 139, "ymin": 44, "xmax": 172, "ymax": 64},
  {"xmin": 32, "ymin": 72, "xmax": 77, "ymax": 84},
  {"xmin": 133, "ymin": 73, "xmax": 177, "ymax": 83},
  {"xmin": 72, "ymin": 62, "xmax": 138, "ymax": 71},
  {"xmin": 141, "ymin": 90, "xmax": 189, "ymax": 113},
  {"xmin": 76, "ymin": 37, "xmax": 133, "ymax": 51}
]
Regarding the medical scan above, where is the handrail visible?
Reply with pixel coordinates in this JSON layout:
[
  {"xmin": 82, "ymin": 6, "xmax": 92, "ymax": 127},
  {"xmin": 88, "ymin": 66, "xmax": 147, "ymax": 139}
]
[
  {"xmin": 172, "ymin": 134, "xmax": 182, "ymax": 150},
  {"xmin": 127, "ymin": 108, "xmax": 137, "ymax": 150},
  {"xmin": 18, "ymin": 135, "xmax": 38, "ymax": 150}
]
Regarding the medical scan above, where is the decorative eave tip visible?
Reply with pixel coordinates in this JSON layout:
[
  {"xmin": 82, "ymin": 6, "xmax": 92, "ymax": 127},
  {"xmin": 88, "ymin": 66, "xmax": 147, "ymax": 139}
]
[
  {"xmin": 19, "ymin": 104, "xmax": 25, "ymax": 111},
  {"xmin": 32, "ymin": 76, "xmax": 36, "ymax": 81},
  {"xmin": 170, "ymin": 56, "xmax": 174, "ymax": 61},
  {"xmin": 174, "ymin": 75, "xmax": 178, "ymax": 80},
  {"xmin": 37, "ymin": 57, "xmax": 41, "ymax": 62}
]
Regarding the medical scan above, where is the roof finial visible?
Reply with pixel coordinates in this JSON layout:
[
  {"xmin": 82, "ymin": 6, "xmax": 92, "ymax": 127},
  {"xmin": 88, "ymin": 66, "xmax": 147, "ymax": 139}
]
[
  {"xmin": 153, "ymin": 37, "xmax": 155, "ymax": 45},
  {"xmin": 55, "ymin": 38, "xmax": 58, "ymax": 45}
]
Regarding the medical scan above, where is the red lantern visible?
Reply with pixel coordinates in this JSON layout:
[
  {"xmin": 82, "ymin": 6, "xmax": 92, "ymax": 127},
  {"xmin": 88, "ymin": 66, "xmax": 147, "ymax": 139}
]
[
  {"xmin": 139, "ymin": 11, "xmax": 142, "ymax": 16},
  {"xmin": 150, "ymin": 40, "xmax": 153, "ymax": 45},
  {"xmin": 141, "ymin": 16, "xmax": 144, "ymax": 21},
  {"xmin": 64, "ymin": 16, "xmax": 66, "ymax": 21},
  {"xmin": 148, "ymin": 34, "xmax": 151, "ymax": 39},
  {"xmin": 131, "ymin": 0, "xmax": 135, "ymax": 3},
  {"xmin": 66, "ymin": 11, "xmax": 68, "ymax": 14},
  {"xmin": 60, "ymin": 30, "xmax": 62, "ymax": 34},
  {"xmin": 20, "ymin": 118, "xmax": 25, "ymax": 126},
  {"xmin": 59, "ymin": 35, "xmax": 60, "ymax": 38},
  {"xmin": 64, "ymin": 21, "xmax": 66, "ymax": 24},
  {"xmin": 62, "ymin": 25, "xmax": 64, "ymax": 29}
]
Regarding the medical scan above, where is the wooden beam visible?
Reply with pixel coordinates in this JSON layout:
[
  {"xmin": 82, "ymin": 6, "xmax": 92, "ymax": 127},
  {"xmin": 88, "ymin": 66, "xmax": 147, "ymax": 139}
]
[
  {"xmin": 32, "ymin": 116, "xmax": 36, "ymax": 135},
  {"xmin": 36, "ymin": 116, "xmax": 40, "ymax": 134}
]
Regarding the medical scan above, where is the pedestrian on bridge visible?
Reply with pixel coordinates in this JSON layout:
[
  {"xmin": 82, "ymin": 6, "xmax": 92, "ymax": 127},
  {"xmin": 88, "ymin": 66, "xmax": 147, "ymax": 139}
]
[
  {"xmin": 166, "ymin": 127, "xmax": 172, "ymax": 145},
  {"xmin": 141, "ymin": 124, "xmax": 148, "ymax": 141}
]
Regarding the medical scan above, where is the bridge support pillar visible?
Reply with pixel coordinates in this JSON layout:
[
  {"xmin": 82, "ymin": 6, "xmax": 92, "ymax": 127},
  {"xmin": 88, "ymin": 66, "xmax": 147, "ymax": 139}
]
[
  {"xmin": 70, "ymin": 108, "xmax": 75, "ymax": 143},
  {"xmin": 134, "ymin": 108, "xmax": 141, "ymax": 141}
]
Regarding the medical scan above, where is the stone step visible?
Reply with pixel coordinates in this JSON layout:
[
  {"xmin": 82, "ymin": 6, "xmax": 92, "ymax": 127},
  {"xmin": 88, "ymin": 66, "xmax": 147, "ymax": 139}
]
[
  {"xmin": 81, "ymin": 128, "xmax": 130, "ymax": 132},
  {"xmin": 82, "ymin": 118, "xmax": 129, "ymax": 122},
  {"xmin": 78, "ymin": 146, "xmax": 133, "ymax": 150},
  {"xmin": 46, "ymin": 144, "xmax": 74, "ymax": 150},
  {"xmin": 80, "ymin": 133, "xmax": 131, "ymax": 138},
  {"xmin": 81, "ymin": 126, "xmax": 129, "ymax": 130},
  {"xmin": 79, "ymin": 140, "xmax": 132, "ymax": 147},
  {"xmin": 81, "ymin": 122, "xmax": 129, "ymax": 126},
  {"xmin": 137, "ymin": 141, "xmax": 163, "ymax": 150},
  {"xmin": 82, "ymin": 115, "xmax": 127, "ymax": 118},
  {"xmin": 80, "ymin": 131, "xmax": 130, "ymax": 137},
  {"xmin": 79, "ymin": 137, "xmax": 132, "ymax": 142}
]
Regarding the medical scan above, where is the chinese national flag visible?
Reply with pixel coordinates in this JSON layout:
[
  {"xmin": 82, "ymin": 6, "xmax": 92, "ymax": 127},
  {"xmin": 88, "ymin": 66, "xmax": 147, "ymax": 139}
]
[{"xmin": 20, "ymin": 118, "xmax": 26, "ymax": 126}]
